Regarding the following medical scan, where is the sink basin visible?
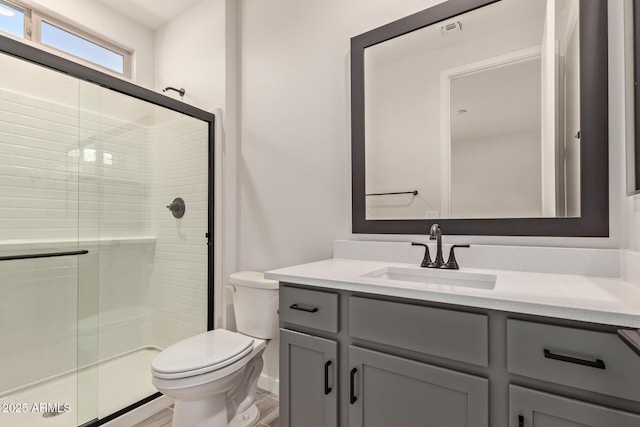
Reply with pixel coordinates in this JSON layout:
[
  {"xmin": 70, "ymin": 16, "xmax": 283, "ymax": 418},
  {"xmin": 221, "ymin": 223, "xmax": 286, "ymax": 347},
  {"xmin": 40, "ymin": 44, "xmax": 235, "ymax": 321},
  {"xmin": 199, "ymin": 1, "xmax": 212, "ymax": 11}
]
[{"xmin": 361, "ymin": 267, "xmax": 496, "ymax": 290}]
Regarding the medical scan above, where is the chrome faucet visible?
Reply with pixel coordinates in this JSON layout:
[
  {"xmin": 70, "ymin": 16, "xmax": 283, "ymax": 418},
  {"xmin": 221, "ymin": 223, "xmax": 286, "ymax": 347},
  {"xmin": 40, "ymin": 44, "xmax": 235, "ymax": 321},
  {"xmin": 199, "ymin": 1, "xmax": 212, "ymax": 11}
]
[{"xmin": 428, "ymin": 223, "xmax": 445, "ymax": 268}]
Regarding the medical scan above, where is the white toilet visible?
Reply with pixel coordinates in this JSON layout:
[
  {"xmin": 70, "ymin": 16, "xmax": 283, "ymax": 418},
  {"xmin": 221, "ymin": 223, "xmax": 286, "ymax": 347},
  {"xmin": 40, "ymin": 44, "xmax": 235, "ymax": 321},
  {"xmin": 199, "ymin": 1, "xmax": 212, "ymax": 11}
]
[{"xmin": 151, "ymin": 271, "xmax": 279, "ymax": 427}]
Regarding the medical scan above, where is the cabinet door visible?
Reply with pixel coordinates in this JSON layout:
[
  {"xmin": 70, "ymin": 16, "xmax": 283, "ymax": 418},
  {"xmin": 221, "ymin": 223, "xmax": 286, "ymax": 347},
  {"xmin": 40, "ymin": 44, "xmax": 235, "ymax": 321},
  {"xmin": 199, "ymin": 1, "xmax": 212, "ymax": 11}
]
[
  {"xmin": 510, "ymin": 386, "xmax": 640, "ymax": 427},
  {"xmin": 280, "ymin": 329, "xmax": 337, "ymax": 427},
  {"xmin": 349, "ymin": 346, "xmax": 488, "ymax": 427}
]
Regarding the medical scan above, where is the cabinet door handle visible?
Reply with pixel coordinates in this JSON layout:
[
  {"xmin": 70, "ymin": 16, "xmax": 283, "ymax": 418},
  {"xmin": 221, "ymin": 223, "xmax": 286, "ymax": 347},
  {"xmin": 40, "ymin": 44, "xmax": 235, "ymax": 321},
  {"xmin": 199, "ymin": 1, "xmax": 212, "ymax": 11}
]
[
  {"xmin": 543, "ymin": 349, "xmax": 605, "ymax": 369},
  {"xmin": 324, "ymin": 360, "xmax": 332, "ymax": 395},
  {"xmin": 289, "ymin": 303, "xmax": 319, "ymax": 313},
  {"xmin": 350, "ymin": 368, "xmax": 358, "ymax": 404},
  {"xmin": 518, "ymin": 415, "xmax": 524, "ymax": 427}
]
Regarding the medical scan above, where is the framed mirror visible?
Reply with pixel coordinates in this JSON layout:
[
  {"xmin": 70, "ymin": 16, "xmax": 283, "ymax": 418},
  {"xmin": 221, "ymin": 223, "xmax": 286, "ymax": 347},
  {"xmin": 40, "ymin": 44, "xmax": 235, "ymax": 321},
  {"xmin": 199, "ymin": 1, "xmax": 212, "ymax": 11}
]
[{"xmin": 351, "ymin": 0, "xmax": 609, "ymax": 236}]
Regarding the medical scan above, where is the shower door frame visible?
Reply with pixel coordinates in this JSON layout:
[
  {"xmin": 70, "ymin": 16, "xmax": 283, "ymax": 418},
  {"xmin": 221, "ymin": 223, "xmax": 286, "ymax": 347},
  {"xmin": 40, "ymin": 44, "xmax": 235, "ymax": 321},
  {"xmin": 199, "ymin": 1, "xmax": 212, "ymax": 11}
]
[{"xmin": 0, "ymin": 35, "xmax": 216, "ymax": 427}]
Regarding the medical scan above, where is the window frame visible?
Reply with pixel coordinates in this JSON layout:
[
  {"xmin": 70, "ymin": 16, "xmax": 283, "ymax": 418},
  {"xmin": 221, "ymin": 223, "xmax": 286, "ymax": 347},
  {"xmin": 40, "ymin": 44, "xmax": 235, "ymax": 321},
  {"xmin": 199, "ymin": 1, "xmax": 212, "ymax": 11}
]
[{"xmin": 0, "ymin": 0, "xmax": 132, "ymax": 79}]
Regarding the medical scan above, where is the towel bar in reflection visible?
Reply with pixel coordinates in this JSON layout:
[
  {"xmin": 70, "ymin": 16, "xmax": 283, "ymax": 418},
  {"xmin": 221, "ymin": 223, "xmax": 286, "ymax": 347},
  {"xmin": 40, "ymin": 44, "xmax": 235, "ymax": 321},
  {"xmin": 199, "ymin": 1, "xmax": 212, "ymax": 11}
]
[{"xmin": 365, "ymin": 190, "xmax": 418, "ymax": 196}]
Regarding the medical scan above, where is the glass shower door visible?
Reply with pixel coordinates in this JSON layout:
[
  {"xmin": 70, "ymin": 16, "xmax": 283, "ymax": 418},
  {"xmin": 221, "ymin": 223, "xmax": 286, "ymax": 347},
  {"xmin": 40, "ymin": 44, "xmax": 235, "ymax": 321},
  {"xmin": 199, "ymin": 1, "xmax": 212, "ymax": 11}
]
[
  {"xmin": 86, "ymin": 83, "xmax": 211, "ymax": 418},
  {"xmin": 76, "ymin": 81, "xmax": 101, "ymax": 426},
  {"xmin": 0, "ymin": 52, "xmax": 99, "ymax": 426}
]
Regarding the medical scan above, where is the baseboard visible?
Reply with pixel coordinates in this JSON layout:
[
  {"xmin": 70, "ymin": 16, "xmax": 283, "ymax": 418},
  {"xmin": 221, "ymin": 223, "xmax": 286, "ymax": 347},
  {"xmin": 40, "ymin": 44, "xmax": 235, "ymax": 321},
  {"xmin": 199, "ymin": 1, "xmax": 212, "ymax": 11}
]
[
  {"xmin": 101, "ymin": 395, "xmax": 173, "ymax": 427},
  {"xmin": 258, "ymin": 373, "xmax": 279, "ymax": 396}
]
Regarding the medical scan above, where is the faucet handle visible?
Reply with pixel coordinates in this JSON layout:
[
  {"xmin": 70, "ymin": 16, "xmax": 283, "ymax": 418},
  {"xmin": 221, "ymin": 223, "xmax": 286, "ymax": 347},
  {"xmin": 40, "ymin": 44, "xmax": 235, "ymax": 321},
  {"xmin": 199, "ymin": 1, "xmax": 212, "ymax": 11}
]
[
  {"xmin": 442, "ymin": 244, "xmax": 470, "ymax": 270},
  {"xmin": 411, "ymin": 242, "xmax": 432, "ymax": 268}
]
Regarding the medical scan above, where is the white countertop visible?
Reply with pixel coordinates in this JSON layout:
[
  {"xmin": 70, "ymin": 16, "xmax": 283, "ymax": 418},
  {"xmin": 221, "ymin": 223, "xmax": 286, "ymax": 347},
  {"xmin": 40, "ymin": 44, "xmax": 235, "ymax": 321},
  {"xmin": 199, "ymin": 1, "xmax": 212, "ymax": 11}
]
[{"xmin": 265, "ymin": 258, "xmax": 640, "ymax": 328}]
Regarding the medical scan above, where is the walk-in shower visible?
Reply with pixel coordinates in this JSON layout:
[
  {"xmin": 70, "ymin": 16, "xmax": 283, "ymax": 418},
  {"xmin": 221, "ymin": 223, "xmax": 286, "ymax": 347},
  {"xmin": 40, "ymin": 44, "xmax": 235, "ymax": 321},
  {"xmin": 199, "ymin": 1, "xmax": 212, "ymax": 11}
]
[{"xmin": 0, "ymin": 38, "xmax": 214, "ymax": 427}]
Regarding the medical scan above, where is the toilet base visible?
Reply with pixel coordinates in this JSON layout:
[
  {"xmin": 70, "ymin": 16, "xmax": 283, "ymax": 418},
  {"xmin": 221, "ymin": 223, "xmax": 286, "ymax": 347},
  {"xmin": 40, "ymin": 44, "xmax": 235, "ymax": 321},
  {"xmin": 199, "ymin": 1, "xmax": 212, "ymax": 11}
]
[
  {"xmin": 172, "ymin": 394, "xmax": 228, "ymax": 427},
  {"xmin": 171, "ymin": 401, "xmax": 259, "ymax": 427},
  {"xmin": 228, "ymin": 404, "xmax": 260, "ymax": 427}
]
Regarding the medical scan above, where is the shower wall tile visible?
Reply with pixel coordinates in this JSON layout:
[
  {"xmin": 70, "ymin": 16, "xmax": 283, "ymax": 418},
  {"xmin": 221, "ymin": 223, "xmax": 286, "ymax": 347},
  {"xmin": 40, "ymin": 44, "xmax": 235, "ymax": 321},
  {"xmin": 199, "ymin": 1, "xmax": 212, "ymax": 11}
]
[
  {"xmin": 149, "ymin": 117, "xmax": 209, "ymax": 349},
  {"xmin": 0, "ymin": 256, "xmax": 79, "ymax": 394},
  {"xmin": 0, "ymin": 87, "xmax": 80, "ymax": 242},
  {"xmin": 96, "ymin": 242, "xmax": 156, "ymax": 360}
]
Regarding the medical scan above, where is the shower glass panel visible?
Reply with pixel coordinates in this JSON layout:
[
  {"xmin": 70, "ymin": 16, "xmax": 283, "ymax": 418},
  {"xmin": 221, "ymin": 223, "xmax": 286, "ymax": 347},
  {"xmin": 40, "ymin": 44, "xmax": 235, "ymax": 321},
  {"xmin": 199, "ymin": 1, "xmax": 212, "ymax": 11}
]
[
  {"xmin": 0, "ymin": 49, "xmax": 210, "ymax": 426},
  {"xmin": 0, "ymin": 52, "xmax": 98, "ymax": 426}
]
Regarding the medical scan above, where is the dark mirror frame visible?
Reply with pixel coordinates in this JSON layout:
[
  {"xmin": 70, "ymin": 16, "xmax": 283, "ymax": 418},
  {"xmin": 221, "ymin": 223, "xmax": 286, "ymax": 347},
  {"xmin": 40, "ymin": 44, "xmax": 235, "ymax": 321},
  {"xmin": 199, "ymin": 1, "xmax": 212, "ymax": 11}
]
[{"xmin": 351, "ymin": 0, "xmax": 609, "ymax": 236}]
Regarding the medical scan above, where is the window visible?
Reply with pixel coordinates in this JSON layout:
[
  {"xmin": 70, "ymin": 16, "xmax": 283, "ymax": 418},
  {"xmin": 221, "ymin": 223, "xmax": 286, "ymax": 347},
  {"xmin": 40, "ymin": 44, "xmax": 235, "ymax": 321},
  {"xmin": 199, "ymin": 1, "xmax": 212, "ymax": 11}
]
[
  {"xmin": 39, "ymin": 20, "xmax": 127, "ymax": 75},
  {"xmin": 0, "ymin": 1, "xmax": 23, "ymax": 38},
  {"xmin": 0, "ymin": 0, "xmax": 131, "ymax": 77}
]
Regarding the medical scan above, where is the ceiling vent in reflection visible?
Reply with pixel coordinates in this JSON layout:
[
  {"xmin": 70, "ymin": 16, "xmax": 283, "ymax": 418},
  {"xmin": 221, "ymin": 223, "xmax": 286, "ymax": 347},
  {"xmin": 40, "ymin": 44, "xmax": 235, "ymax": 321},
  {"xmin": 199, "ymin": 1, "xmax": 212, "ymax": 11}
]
[{"xmin": 440, "ymin": 21, "xmax": 462, "ymax": 36}]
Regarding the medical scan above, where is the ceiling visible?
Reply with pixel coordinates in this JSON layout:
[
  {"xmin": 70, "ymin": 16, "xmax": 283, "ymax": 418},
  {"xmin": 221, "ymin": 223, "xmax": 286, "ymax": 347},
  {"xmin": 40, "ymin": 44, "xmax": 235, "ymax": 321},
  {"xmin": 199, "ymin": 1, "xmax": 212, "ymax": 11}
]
[{"xmin": 94, "ymin": 0, "xmax": 204, "ymax": 30}]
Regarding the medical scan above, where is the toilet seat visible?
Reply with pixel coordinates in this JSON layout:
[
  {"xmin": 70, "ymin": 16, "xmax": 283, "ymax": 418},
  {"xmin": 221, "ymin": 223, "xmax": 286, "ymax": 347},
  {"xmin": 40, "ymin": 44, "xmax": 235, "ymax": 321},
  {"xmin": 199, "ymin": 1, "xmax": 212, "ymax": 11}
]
[{"xmin": 152, "ymin": 329, "xmax": 254, "ymax": 379}]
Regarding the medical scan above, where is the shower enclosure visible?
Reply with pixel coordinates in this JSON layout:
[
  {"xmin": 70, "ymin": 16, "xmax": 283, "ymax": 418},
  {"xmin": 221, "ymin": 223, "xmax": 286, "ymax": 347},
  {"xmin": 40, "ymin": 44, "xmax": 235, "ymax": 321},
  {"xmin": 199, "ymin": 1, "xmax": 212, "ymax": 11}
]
[{"xmin": 0, "ymin": 38, "xmax": 214, "ymax": 427}]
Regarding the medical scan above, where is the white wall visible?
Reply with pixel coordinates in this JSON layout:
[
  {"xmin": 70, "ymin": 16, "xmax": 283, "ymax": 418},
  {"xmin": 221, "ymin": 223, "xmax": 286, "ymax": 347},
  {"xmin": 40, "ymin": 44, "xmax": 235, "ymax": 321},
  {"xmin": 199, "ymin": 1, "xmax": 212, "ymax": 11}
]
[
  {"xmin": 19, "ymin": 0, "xmax": 156, "ymax": 88},
  {"xmin": 238, "ymin": 0, "xmax": 446, "ymax": 272},
  {"xmin": 154, "ymin": 0, "xmax": 226, "ymax": 112}
]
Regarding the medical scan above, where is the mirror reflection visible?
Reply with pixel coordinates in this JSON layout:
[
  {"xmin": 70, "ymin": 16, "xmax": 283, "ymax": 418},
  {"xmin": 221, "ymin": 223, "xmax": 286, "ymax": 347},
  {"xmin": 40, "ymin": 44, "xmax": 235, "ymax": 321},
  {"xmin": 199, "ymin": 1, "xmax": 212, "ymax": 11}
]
[{"xmin": 364, "ymin": 0, "xmax": 580, "ymax": 220}]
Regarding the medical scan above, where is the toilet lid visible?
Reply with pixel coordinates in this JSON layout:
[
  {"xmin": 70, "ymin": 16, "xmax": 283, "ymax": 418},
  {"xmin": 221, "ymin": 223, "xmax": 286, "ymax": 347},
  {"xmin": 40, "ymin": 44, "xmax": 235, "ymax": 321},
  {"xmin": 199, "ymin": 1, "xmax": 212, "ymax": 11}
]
[{"xmin": 152, "ymin": 329, "xmax": 254, "ymax": 375}]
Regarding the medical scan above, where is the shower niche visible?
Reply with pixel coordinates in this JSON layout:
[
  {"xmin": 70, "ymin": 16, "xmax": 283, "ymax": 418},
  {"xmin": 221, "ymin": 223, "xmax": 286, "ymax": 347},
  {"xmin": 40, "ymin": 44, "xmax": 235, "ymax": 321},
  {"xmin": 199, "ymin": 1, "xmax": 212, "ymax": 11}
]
[{"xmin": 0, "ymin": 45, "xmax": 214, "ymax": 427}]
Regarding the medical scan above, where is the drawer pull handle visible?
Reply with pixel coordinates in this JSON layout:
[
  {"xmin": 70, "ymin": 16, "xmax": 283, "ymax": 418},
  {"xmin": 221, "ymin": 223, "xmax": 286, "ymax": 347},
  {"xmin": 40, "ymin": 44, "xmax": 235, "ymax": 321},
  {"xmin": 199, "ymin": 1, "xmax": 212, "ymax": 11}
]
[
  {"xmin": 324, "ymin": 360, "xmax": 332, "ymax": 395},
  {"xmin": 543, "ymin": 349, "xmax": 605, "ymax": 370},
  {"xmin": 518, "ymin": 415, "xmax": 524, "ymax": 427},
  {"xmin": 350, "ymin": 368, "xmax": 358, "ymax": 404},
  {"xmin": 289, "ymin": 303, "xmax": 319, "ymax": 313}
]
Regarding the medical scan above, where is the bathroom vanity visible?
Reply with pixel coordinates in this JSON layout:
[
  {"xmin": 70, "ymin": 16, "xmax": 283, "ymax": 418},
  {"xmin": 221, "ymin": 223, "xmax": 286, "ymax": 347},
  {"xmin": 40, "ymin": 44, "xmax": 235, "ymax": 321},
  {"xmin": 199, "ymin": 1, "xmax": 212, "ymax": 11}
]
[{"xmin": 268, "ymin": 258, "xmax": 640, "ymax": 427}]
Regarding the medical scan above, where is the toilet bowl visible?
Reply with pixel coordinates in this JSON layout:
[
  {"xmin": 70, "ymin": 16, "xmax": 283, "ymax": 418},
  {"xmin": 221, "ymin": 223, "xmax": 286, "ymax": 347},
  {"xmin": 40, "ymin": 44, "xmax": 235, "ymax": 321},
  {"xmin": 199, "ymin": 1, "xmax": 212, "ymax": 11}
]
[{"xmin": 151, "ymin": 272, "xmax": 279, "ymax": 427}]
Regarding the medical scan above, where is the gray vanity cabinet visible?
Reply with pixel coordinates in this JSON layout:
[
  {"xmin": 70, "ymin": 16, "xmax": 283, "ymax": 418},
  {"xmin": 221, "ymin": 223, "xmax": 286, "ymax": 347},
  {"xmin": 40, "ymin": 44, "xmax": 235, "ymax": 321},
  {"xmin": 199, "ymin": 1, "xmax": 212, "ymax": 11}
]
[
  {"xmin": 509, "ymin": 386, "xmax": 640, "ymax": 427},
  {"xmin": 349, "ymin": 346, "xmax": 488, "ymax": 427},
  {"xmin": 279, "ymin": 283, "xmax": 640, "ymax": 427},
  {"xmin": 279, "ymin": 329, "xmax": 338, "ymax": 427}
]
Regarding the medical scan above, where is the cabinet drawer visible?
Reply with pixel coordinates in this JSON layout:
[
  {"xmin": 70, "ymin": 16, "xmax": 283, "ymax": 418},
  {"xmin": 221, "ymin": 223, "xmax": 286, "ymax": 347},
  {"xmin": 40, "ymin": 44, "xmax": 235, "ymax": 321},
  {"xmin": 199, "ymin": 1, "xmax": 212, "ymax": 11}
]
[
  {"xmin": 507, "ymin": 319, "xmax": 640, "ymax": 402},
  {"xmin": 280, "ymin": 285, "xmax": 339, "ymax": 333},
  {"xmin": 510, "ymin": 385, "xmax": 640, "ymax": 427},
  {"xmin": 349, "ymin": 297, "xmax": 488, "ymax": 366}
]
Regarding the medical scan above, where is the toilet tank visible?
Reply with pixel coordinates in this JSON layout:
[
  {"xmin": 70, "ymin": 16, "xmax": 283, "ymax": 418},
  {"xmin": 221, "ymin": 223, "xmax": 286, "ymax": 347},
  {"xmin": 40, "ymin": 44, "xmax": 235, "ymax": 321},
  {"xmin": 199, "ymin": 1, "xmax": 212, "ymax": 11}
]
[{"xmin": 229, "ymin": 271, "xmax": 279, "ymax": 339}]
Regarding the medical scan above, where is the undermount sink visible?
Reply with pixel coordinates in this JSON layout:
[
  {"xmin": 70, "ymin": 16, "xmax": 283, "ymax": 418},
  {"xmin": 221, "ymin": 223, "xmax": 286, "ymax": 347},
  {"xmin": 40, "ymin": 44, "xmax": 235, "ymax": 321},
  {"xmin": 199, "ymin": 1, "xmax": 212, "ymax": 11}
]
[{"xmin": 361, "ymin": 266, "xmax": 497, "ymax": 290}]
